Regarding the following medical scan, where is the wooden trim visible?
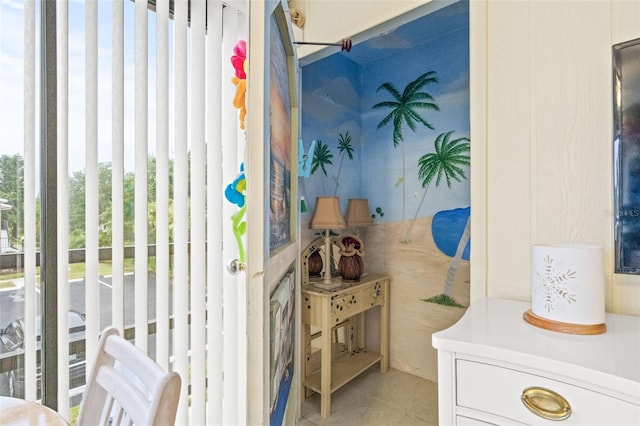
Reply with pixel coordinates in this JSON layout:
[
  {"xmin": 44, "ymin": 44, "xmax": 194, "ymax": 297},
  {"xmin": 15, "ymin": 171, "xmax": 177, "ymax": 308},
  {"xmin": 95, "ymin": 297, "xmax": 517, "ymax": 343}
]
[{"xmin": 523, "ymin": 309, "xmax": 606, "ymax": 335}]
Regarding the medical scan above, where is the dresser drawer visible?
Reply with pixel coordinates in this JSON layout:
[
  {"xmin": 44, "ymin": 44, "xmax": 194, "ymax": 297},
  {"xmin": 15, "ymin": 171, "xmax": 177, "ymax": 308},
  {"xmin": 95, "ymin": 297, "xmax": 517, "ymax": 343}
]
[
  {"xmin": 456, "ymin": 415, "xmax": 496, "ymax": 425},
  {"xmin": 456, "ymin": 360, "xmax": 640, "ymax": 425}
]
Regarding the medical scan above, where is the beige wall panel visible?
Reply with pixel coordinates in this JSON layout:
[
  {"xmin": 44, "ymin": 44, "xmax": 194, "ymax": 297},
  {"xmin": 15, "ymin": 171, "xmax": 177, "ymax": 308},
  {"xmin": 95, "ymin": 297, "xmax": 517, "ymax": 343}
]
[
  {"xmin": 530, "ymin": 1, "xmax": 611, "ymax": 243},
  {"xmin": 529, "ymin": 1, "xmax": 614, "ymax": 309},
  {"xmin": 479, "ymin": 0, "xmax": 640, "ymax": 315},
  {"xmin": 485, "ymin": 1, "xmax": 532, "ymax": 300},
  {"xmin": 611, "ymin": 0, "xmax": 640, "ymax": 45},
  {"xmin": 469, "ymin": 0, "xmax": 487, "ymax": 302},
  {"xmin": 611, "ymin": 1, "xmax": 640, "ymax": 314}
]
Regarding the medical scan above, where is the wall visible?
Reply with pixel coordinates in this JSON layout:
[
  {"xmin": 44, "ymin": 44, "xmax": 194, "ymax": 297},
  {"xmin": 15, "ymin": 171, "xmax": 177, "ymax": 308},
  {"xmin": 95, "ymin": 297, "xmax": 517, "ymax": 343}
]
[
  {"xmin": 299, "ymin": 1, "xmax": 470, "ymax": 382},
  {"xmin": 470, "ymin": 0, "xmax": 640, "ymax": 316},
  {"xmin": 295, "ymin": 0, "xmax": 640, "ymax": 318},
  {"xmin": 294, "ymin": 3, "xmax": 640, "ymax": 398}
]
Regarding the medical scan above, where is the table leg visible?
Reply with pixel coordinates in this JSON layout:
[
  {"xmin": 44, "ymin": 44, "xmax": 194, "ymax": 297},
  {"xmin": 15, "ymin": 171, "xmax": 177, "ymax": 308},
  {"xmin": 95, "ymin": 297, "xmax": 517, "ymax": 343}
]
[
  {"xmin": 380, "ymin": 280, "xmax": 389, "ymax": 372},
  {"xmin": 320, "ymin": 297, "xmax": 332, "ymax": 418},
  {"xmin": 302, "ymin": 323, "xmax": 313, "ymax": 399},
  {"xmin": 357, "ymin": 312, "xmax": 365, "ymax": 349}
]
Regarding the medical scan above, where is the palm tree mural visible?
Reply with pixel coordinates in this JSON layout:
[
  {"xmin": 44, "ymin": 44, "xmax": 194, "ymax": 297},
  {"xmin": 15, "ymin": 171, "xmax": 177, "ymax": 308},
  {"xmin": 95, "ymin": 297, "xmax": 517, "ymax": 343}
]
[
  {"xmin": 372, "ymin": 71, "xmax": 440, "ymax": 242},
  {"xmin": 414, "ymin": 130, "xmax": 470, "ymax": 308},
  {"xmin": 311, "ymin": 140, "xmax": 333, "ymax": 195},
  {"xmin": 443, "ymin": 214, "xmax": 470, "ymax": 298},
  {"xmin": 333, "ymin": 131, "xmax": 354, "ymax": 196},
  {"xmin": 406, "ymin": 131, "xmax": 470, "ymax": 241}
]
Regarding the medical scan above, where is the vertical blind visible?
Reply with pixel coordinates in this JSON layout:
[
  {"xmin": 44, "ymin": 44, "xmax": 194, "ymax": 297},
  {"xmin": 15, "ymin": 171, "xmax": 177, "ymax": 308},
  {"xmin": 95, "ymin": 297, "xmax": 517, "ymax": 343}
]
[
  {"xmin": 16, "ymin": 0, "xmax": 249, "ymax": 423},
  {"xmin": 23, "ymin": 0, "xmax": 38, "ymax": 405},
  {"xmin": 57, "ymin": 0, "xmax": 70, "ymax": 416}
]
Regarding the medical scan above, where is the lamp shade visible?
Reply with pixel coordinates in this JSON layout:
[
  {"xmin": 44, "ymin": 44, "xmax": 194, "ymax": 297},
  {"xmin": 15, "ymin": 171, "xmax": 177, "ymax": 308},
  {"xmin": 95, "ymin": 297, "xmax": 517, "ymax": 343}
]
[
  {"xmin": 344, "ymin": 198, "xmax": 374, "ymax": 228},
  {"xmin": 528, "ymin": 244, "xmax": 605, "ymax": 333},
  {"xmin": 309, "ymin": 197, "xmax": 346, "ymax": 230}
]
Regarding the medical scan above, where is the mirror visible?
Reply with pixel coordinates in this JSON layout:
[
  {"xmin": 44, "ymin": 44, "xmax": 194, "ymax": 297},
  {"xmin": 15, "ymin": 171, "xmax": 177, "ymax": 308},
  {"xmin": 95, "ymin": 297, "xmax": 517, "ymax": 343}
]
[
  {"xmin": 301, "ymin": 236, "xmax": 342, "ymax": 285},
  {"xmin": 613, "ymin": 36, "xmax": 640, "ymax": 274}
]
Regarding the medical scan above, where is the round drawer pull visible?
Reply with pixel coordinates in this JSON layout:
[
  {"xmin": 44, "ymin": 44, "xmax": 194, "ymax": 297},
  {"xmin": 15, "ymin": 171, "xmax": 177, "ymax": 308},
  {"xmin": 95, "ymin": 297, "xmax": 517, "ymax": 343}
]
[{"xmin": 521, "ymin": 387, "xmax": 572, "ymax": 421}]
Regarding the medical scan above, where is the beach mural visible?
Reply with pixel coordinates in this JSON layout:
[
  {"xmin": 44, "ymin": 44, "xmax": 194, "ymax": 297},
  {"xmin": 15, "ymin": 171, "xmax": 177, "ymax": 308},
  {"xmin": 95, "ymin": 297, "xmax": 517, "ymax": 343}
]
[{"xmin": 300, "ymin": 1, "xmax": 469, "ymax": 381}]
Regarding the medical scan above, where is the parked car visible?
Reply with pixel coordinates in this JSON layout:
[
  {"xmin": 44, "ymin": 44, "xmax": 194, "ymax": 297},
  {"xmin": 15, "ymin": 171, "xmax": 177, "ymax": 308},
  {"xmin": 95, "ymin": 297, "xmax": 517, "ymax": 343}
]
[{"xmin": 0, "ymin": 310, "xmax": 87, "ymax": 398}]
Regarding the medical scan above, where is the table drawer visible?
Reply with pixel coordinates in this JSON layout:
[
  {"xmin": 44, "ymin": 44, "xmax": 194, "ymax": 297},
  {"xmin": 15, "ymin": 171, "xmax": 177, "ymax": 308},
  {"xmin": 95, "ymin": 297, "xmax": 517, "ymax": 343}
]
[
  {"xmin": 330, "ymin": 280, "xmax": 384, "ymax": 324},
  {"xmin": 456, "ymin": 360, "xmax": 640, "ymax": 425}
]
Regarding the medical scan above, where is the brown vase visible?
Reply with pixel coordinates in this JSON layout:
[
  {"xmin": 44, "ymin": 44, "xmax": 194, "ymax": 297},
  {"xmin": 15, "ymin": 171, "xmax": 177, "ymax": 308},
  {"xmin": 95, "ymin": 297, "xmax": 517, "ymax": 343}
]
[
  {"xmin": 339, "ymin": 255, "xmax": 363, "ymax": 282},
  {"xmin": 308, "ymin": 250, "xmax": 323, "ymax": 277}
]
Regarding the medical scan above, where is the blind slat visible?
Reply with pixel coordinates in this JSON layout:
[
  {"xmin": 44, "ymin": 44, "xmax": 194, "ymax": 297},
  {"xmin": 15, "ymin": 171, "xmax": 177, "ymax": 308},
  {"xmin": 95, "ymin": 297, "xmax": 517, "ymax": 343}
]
[
  {"xmin": 23, "ymin": 0, "xmax": 37, "ymax": 402},
  {"xmin": 112, "ymin": 0, "xmax": 125, "ymax": 335},
  {"xmin": 134, "ymin": 0, "xmax": 149, "ymax": 354},
  {"xmin": 155, "ymin": 0, "xmax": 170, "ymax": 372},
  {"xmin": 190, "ymin": 0, "xmax": 207, "ymax": 423},
  {"xmin": 56, "ymin": 0, "xmax": 70, "ymax": 416},
  {"xmin": 206, "ymin": 0, "xmax": 225, "ymax": 422},
  {"xmin": 85, "ymin": 0, "xmax": 100, "ymax": 378},
  {"xmin": 222, "ymin": 7, "xmax": 241, "ymax": 425},
  {"xmin": 173, "ymin": 0, "xmax": 190, "ymax": 422}
]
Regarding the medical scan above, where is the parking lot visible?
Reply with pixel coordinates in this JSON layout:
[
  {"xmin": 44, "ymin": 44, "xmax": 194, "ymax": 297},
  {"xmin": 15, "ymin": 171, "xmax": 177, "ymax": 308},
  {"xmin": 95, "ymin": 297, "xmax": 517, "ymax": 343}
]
[{"xmin": 0, "ymin": 272, "xmax": 161, "ymax": 399}]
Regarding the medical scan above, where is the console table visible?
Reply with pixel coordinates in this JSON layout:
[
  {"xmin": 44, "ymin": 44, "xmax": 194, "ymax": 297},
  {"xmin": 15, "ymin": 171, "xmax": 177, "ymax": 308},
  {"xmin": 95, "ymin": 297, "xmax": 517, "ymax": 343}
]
[
  {"xmin": 301, "ymin": 273, "xmax": 390, "ymax": 418},
  {"xmin": 432, "ymin": 298, "xmax": 640, "ymax": 425}
]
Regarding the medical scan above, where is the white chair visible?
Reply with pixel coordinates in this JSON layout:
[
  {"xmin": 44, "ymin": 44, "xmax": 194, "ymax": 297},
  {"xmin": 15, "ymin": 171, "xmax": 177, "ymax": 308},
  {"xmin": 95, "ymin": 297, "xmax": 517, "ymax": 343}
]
[{"xmin": 77, "ymin": 327, "xmax": 181, "ymax": 426}]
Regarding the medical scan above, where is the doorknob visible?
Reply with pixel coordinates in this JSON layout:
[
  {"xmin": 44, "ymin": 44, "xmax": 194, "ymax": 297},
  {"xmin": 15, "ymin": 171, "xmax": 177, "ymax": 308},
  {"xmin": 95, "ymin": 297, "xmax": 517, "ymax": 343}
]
[{"xmin": 227, "ymin": 259, "xmax": 246, "ymax": 275}]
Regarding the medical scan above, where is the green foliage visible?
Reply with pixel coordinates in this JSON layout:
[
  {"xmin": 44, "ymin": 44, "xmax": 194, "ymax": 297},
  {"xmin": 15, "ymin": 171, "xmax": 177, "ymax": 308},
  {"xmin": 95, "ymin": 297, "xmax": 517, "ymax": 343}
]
[
  {"xmin": 68, "ymin": 404, "xmax": 80, "ymax": 426},
  {"xmin": 0, "ymin": 154, "xmax": 25, "ymax": 246},
  {"xmin": 0, "ymin": 154, "xmax": 178, "ymax": 251},
  {"xmin": 371, "ymin": 206, "xmax": 384, "ymax": 219},
  {"xmin": 423, "ymin": 294, "xmax": 465, "ymax": 308},
  {"xmin": 311, "ymin": 140, "xmax": 333, "ymax": 195},
  {"xmin": 372, "ymin": 71, "xmax": 440, "ymax": 147},
  {"xmin": 337, "ymin": 131, "xmax": 354, "ymax": 160},
  {"xmin": 311, "ymin": 140, "xmax": 333, "ymax": 176},
  {"xmin": 371, "ymin": 71, "xmax": 441, "ymax": 237},
  {"xmin": 418, "ymin": 131, "xmax": 470, "ymax": 189},
  {"xmin": 333, "ymin": 131, "xmax": 355, "ymax": 196}
]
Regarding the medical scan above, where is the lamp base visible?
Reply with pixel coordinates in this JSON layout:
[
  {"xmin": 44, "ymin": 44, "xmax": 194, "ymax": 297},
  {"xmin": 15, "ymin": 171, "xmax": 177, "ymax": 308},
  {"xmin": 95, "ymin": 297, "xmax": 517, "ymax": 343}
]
[{"xmin": 523, "ymin": 309, "xmax": 606, "ymax": 335}]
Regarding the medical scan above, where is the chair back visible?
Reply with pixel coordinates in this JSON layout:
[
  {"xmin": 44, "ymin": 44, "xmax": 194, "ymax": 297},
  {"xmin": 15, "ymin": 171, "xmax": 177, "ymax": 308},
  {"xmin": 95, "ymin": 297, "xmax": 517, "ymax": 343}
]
[{"xmin": 77, "ymin": 327, "xmax": 181, "ymax": 426}]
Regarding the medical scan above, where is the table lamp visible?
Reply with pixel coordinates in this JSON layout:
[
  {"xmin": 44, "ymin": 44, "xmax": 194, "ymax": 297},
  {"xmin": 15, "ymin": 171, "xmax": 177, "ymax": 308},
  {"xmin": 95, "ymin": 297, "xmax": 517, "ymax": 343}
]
[
  {"xmin": 309, "ymin": 196, "xmax": 346, "ymax": 289},
  {"xmin": 344, "ymin": 198, "xmax": 374, "ymax": 236}
]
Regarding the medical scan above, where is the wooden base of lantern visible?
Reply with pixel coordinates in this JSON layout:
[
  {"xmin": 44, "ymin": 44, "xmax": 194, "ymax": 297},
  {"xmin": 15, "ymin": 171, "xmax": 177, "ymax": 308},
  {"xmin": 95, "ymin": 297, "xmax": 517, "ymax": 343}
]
[{"xmin": 523, "ymin": 309, "xmax": 606, "ymax": 335}]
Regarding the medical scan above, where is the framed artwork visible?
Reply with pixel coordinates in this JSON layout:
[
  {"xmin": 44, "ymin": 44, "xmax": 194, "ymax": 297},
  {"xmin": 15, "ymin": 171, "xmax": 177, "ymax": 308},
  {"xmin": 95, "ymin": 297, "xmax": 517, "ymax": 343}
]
[
  {"xmin": 269, "ymin": 266, "xmax": 295, "ymax": 426},
  {"xmin": 613, "ymin": 37, "xmax": 640, "ymax": 274},
  {"xmin": 267, "ymin": 0, "xmax": 297, "ymax": 255}
]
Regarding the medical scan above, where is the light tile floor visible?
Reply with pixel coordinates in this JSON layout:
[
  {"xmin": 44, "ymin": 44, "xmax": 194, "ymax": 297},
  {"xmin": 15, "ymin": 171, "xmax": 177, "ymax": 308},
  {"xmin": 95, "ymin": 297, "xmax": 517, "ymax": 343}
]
[{"xmin": 297, "ymin": 367, "xmax": 438, "ymax": 426}]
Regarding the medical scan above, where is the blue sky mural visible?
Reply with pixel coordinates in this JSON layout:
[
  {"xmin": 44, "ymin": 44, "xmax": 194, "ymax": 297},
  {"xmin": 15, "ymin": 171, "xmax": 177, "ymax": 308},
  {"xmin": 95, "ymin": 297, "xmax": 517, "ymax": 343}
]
[
  {"xmin": 301, "ymin": 1, "xmax": 470, "ymax": 333},
  {"xmin": 301, "ymin": 1, "xmax": 469, "ymax": 226}
]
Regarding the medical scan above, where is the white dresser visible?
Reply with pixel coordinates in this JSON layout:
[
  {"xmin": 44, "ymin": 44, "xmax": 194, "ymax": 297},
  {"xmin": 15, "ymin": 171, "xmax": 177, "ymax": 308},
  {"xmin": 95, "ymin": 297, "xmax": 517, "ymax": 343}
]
[{"xmin": 432, "ymin": 298, "xmax": 640, "ymax": 425}]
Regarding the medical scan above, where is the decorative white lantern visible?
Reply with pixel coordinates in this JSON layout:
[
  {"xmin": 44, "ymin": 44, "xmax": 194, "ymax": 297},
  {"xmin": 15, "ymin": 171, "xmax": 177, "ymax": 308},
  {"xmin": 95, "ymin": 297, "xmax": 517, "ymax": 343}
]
[{"xmin": 524, "ymin": 244, "xmax": 606, "ymax": 334}]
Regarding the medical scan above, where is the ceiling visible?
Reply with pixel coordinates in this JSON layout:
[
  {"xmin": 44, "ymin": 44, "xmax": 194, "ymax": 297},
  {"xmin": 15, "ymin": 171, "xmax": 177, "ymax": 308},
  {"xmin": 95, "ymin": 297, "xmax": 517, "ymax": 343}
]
[{"xmin": 300, "ymin": 0, "xmax": 468, "ymax": 67}]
